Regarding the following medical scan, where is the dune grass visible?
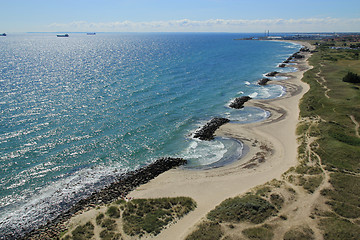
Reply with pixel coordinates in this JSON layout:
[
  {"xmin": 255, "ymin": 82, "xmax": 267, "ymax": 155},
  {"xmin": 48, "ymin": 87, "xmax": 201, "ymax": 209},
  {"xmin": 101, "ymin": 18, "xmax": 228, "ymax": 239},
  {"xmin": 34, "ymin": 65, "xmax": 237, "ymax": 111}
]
[
  {"xmin": 185, "ymin": 221, "xmax": 223, "ymax": 240},
  {"xmin": 207, "ymin": 195, "xmax": 277, "ymax": 224},
  {"xmin": 242, "ymin": 224, "xmax": 274, "ymax": 240},
  {"xmin": 122, "ymin": 197, "xmax": 196, "ymax": 236},
  {"xmin": 299, "ymin": 42, "xmax": 360, "ymax": 239}
]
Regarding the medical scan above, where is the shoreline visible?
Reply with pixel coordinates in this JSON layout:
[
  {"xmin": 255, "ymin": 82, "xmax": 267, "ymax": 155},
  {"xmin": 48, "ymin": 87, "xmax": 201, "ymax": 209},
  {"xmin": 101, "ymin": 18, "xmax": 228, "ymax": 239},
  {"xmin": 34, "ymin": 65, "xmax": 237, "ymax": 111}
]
[
  {"xmin": 18, "ymin": 40, "xmax": 314, "ymax": 240},
  {"xmin": 125, "ymin": 40, "xmax": 314, "ymax": 239}
]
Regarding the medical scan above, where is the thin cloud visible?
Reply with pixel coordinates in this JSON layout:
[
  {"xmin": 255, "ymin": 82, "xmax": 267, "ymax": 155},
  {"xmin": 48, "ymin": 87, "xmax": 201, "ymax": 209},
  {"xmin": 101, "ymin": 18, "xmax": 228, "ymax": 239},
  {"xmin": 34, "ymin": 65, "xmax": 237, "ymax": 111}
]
[{"xmin": 48, "ymin": 17, "xmax": 360, "ymax": 32}]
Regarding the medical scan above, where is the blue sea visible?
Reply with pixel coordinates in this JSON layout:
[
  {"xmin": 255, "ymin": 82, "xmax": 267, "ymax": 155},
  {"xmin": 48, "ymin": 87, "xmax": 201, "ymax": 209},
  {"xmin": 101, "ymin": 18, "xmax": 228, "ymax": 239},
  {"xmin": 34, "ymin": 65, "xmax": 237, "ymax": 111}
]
[{"xmin": 0, "ymin": 33, "xmax": 300, "ymax": 236}]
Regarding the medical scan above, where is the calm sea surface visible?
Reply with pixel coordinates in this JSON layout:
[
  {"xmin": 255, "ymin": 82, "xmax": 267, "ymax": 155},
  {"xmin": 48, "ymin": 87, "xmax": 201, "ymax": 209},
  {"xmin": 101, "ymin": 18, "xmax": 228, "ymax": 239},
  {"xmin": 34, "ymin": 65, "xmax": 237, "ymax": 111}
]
[{"xmin": 0, "ymin": 33, "xmax": 300, "ymax": 236}]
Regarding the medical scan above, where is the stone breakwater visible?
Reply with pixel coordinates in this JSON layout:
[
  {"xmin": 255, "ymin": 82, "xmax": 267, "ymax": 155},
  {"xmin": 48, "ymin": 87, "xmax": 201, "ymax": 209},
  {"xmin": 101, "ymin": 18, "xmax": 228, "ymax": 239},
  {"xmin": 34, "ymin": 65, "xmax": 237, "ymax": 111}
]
[
  {"xmin": 193, "ymin": 117, "xmax": 230, "ymax": 141},
  {"xmin": 229, "ymin": 96, "xmax": 252, "ymax": 109},
  {"xmin": 265, "ymin": 71, "xmax": 279, "ymax": 77},
  {"xmin": 13, "ymin": 157, "xmax": 187, "ymax": 240},
  {"xmin": 258, "ymin": 78, "xmax": 271, "ymax": 86}
]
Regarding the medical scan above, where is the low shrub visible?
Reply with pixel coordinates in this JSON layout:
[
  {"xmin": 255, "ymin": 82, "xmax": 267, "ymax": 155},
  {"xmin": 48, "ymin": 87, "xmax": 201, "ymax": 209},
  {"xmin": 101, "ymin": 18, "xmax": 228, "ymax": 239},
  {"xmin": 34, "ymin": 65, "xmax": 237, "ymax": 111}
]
[
  {"xmin": 106, "ymin": 206, "xmax": 120, "ymax": 218},
  {"xmin": 283, "ymin": 227, "xmax": 314, "ymax": 240},
  {"xmin": 96, "ymin": 213, "xmax": 105, "ymax": 225},
  {"xmin": 122, "ymin": 197, "xmax": 196, "ymax": 236},
  {"xmin": 101, "ymin": 218, "xmax": 117, "ymax": 231},
  {"xmin": 185, "ymin": 221, "xmax": 223, "ymax": 240},
  {"xmin": 242, "ymin": 225, "xmax": 273, "ymax": 240},
  {"xmin": 71, "ymin": 222, "xmax": 94, "ymax": 240},
  {"xmin": 207, "ymin": 195, "xmax": 277, "ymax": 224}
]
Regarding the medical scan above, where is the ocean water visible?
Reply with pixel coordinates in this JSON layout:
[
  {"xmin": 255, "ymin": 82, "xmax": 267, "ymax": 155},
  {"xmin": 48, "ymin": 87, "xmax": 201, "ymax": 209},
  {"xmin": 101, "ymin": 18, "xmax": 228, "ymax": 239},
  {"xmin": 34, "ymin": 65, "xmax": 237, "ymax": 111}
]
[{"xmin": 0, "ymin": 33, "xmax": 300, "ymax": 237}]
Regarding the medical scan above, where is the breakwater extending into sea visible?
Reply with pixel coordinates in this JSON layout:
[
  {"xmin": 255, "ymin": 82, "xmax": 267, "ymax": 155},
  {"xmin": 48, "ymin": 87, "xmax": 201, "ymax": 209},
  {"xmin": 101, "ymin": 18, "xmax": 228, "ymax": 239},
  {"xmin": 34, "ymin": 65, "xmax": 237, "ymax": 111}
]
[{"xmin": 0, "ymin": 33, "xmax": 301, "ymax": 238}]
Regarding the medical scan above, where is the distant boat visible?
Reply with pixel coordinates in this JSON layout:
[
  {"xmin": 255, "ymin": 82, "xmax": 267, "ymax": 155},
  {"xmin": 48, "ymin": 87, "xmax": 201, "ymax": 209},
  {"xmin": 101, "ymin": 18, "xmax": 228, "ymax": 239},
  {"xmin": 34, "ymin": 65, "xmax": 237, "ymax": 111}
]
[
  {"xmin": 57, "ymin": 34, "xmax": 69, "ymax": 37},
  {"xmin": 0, "ymin": 33, "xmax": 6, "ymax": 36},
  {"xmin": 87, "ymin": 32, "xmax": 96, "ymax": 35}
]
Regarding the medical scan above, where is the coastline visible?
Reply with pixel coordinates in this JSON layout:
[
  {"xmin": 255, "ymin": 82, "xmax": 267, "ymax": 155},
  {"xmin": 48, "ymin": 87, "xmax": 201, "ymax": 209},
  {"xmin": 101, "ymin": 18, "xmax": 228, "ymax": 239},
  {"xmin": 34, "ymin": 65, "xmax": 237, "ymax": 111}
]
[
  {"xmin": 20, "ymin": 40, "xmax": 314, "ymax": 240},
  {"xmin": 124, "ymin": 40, "xmax": 314, "ymax": 239}
]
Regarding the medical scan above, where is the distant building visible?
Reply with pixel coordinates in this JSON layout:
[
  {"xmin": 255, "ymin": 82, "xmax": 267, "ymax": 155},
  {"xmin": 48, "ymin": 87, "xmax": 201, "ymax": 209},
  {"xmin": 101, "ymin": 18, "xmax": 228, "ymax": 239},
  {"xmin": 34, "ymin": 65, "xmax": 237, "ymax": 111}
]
[{"xmin": 266, "ymin": 36, "xmax": 283, "ymax": 40}]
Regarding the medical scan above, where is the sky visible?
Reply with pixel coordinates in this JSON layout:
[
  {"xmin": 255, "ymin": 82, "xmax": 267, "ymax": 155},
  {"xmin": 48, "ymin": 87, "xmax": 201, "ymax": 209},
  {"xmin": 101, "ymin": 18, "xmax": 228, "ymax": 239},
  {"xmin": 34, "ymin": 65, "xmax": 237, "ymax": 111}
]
[{"xmin": 1, "ymin": 0, "xmax": 360, "ymax": 33}]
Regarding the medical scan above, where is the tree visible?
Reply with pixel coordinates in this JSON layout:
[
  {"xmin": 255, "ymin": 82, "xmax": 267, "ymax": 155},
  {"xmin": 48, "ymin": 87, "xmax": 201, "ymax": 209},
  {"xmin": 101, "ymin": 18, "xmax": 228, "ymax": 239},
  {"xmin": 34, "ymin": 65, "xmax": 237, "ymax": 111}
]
[{"xmin": 343, "ymin": 72, "xmax": 360, "ymax": 83}]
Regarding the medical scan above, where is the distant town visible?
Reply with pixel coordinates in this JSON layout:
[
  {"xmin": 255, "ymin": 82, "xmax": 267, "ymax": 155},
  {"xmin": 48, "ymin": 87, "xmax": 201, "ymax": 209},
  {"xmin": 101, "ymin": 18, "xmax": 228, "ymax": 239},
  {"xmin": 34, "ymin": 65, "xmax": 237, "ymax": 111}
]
[{"xmin": 236, "ymin": 32, "xmax": 360, "ymax": 42}]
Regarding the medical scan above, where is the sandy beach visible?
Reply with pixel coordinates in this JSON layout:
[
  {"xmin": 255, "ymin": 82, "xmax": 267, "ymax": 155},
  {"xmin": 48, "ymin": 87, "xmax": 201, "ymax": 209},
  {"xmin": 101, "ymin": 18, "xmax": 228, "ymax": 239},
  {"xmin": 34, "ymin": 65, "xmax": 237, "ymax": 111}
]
[{"xmin": 123, "ymin": 41, "xmax": 314, "ymax": 239}]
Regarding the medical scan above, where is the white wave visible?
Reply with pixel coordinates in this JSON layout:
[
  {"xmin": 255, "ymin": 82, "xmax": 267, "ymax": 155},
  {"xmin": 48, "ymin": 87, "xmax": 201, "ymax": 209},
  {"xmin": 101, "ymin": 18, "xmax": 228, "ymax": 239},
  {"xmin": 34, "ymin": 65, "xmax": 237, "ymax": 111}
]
[
  {"xmin": 0, "ymin": 162, "xmax": 130, "ymax": 237},
  {"xmin": 245, "ymin": 81, "xmax": 251, "ymax": 85},
  {"xmin": 249, "ymin": 92, "xmax": 258, "ymax": 98},
  {"xmin": 258, "ymin": 88, "xmax": 271, "ymax": 99},
  {"xmin": 181, "ymin": 137, "xmax": 243, "ymax": 168}
]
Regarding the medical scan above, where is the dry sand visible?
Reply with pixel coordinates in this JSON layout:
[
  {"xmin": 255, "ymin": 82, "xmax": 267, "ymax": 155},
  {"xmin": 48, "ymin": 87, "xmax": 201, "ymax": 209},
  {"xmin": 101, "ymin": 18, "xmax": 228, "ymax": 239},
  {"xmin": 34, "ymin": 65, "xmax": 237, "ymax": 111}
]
[{"xmin": 125, "ymin": 41, "xmax": 314, "ymax": 239}]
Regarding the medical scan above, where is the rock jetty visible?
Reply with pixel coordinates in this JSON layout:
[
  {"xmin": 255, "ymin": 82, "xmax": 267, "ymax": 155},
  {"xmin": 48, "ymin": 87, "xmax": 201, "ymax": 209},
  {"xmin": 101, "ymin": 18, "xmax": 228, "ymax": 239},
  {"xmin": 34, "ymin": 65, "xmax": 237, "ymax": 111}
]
[
  {"xmin": 292, "ymin": 52, "xmax": 304, "ymax": 59},
  {"xmin": 17, "ymin": 157, "xmax": 187, "ymax": 240},
  {"xmin": 194, "ymin": 117, "xmax": 230, "ymax": 141},
  {"xmin": 229, "ymin": 96, "xmax": 252, "ymax": 109},
  {"xmin": 258, "ymin": 78, "xmax": 271, "ymax": 85}
]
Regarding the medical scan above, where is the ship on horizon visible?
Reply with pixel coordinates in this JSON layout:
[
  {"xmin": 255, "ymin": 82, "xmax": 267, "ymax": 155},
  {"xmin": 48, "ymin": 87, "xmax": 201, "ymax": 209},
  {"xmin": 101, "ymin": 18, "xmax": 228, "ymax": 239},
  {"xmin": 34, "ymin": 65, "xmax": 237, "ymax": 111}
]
[
  {"xmin": 87, "ymin": 32, "xmax": 96, "ymax": 35},
  {"xmin": 0, "ymin": 33, "xmax": 6, "ymax": 36},
  {"xmin": 57, "ymin": 33, "xmax": 69, "ymax": 37}
]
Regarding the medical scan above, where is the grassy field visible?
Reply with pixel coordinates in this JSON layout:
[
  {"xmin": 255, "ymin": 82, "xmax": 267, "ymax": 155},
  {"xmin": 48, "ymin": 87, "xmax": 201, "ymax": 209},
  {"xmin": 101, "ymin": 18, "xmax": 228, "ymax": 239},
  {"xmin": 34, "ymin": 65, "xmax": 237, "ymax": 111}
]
[{"xmin": 298, "ymin": 42, "xmax": 360, "ymax": 239}]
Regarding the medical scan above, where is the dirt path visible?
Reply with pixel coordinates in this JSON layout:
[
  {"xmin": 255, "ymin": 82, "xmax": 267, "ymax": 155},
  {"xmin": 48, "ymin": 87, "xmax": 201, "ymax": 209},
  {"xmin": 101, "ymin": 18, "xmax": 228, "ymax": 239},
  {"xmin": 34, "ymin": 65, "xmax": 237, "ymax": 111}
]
[
  {"xmin": 315, "ymin": 64, "xmax": 331, "ymax": 99},
  {"xmin": 271, "ymin": 117, "xmax": 331, "ymax": 240},
  {"xmin": 349, "ymin": 115, "xmax": 360, "ymax": 138}
]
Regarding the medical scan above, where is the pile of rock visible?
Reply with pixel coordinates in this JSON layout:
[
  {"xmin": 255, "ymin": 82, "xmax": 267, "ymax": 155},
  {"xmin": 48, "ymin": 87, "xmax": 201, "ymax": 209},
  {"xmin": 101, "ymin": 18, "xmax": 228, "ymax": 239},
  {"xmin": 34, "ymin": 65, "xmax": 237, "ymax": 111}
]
[
  {"xmin": 193, "ymin": 117, "xmax": 230, "ymax": 140},
  {"xmin": 229, "ymin": 96, "xmax": 252, "ymax": 109},
  {"xmin": 265, "ymin": 71, "xmax": 279, "ymax": 77},
  {"xmin": 258, "ymin": 78, "xmax": 271, "ymax": 85},
  {"xmin": 20, "ymin": 157, "xmax": 187, "ymax": 240},
  {"xmin": 292, "ymin": 52, "xmax": 304, "ymax": 59}
]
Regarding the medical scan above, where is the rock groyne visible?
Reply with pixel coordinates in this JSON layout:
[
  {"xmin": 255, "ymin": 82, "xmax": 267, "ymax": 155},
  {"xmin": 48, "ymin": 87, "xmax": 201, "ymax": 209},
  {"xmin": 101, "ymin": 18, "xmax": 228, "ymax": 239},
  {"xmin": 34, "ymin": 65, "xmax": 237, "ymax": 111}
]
[
  {"xmin": 229, "ymin": 96, "xmax": 252, "ymax": 109},
  {"xmin": 18, "ymin": 157, "xmax": 187, "ymax": 240},
  {"xmin": 194, "ymin": 118, "xmax": 230, "ymax": 141},
  {"xmin": 258, "ymin": 78, "xmax": 271, "ymax": 86}
]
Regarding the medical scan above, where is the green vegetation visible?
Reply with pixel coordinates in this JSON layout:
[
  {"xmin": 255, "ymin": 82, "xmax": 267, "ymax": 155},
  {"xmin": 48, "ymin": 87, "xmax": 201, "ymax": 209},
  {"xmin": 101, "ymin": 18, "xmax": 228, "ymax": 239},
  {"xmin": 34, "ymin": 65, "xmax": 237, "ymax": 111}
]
[
  {"xmin": 101, "ymin": 218, "xmax": 117, "ymax": 231},
  {"xmin": 269, "ymin": 193, "xmax": 284, "ymax": 209},
  {"xmin": 207, "ymin": 195, "xmax": 277, "ymax": 224},
  {"xmin": 242, "ymin": 225, "xmax": 274, "ymax": 240},
  {"xmin": 106, "ymin": 206, "xmax": 121, "ymax": 218},
  {"xmin": 96, "ymin": 213, "xmax": 105, "ymax": 225},
  {"xmin": 298, "ymin": 41, "xmax": 360, "ymax": 238},
  {"xmin": 99, "ymin": 229, "xmax": 122, "ymax": 240},
  {"xmin": 320, "ymin": 217, "xmax": 360, "ymax": 240},
  {"xmin": 71, "ymin": 222, "xmax": 94, "ymax": 240},
  {"xmin": 321, "ymin": 173, "xmax": 360, "ymax": 218},
  {"xmin": 255, "ymin": 186, "xmax": 272, "ymax": 196},
  {"xmin": 298, "ymin": 175, "xmax": 323, "ymax": 193},
  {"xmin": 295, "ymin": 164, "xmax": 322, "ymax": 175},
  {"xmin": 122, "ymin": 197, "xmax": 196, "ymax": 236},
  {"xmin": 343, "ymin": 71, "xmax": 360, "ymax": 83},
  {"xmin": 185, "ymin": 221, "xmax": 223, "ymax": 240},
  {"xmin": 283, "ymin": 227, "xmax": 314, "ymax": 240}
]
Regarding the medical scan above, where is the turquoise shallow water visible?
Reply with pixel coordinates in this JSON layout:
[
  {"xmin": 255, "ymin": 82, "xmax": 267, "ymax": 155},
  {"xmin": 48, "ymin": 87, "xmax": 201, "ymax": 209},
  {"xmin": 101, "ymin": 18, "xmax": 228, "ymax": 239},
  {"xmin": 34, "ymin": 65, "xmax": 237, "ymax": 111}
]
[{"xmin": 0, "ymin": 33, "xmax": 300, "ymax": 236}]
